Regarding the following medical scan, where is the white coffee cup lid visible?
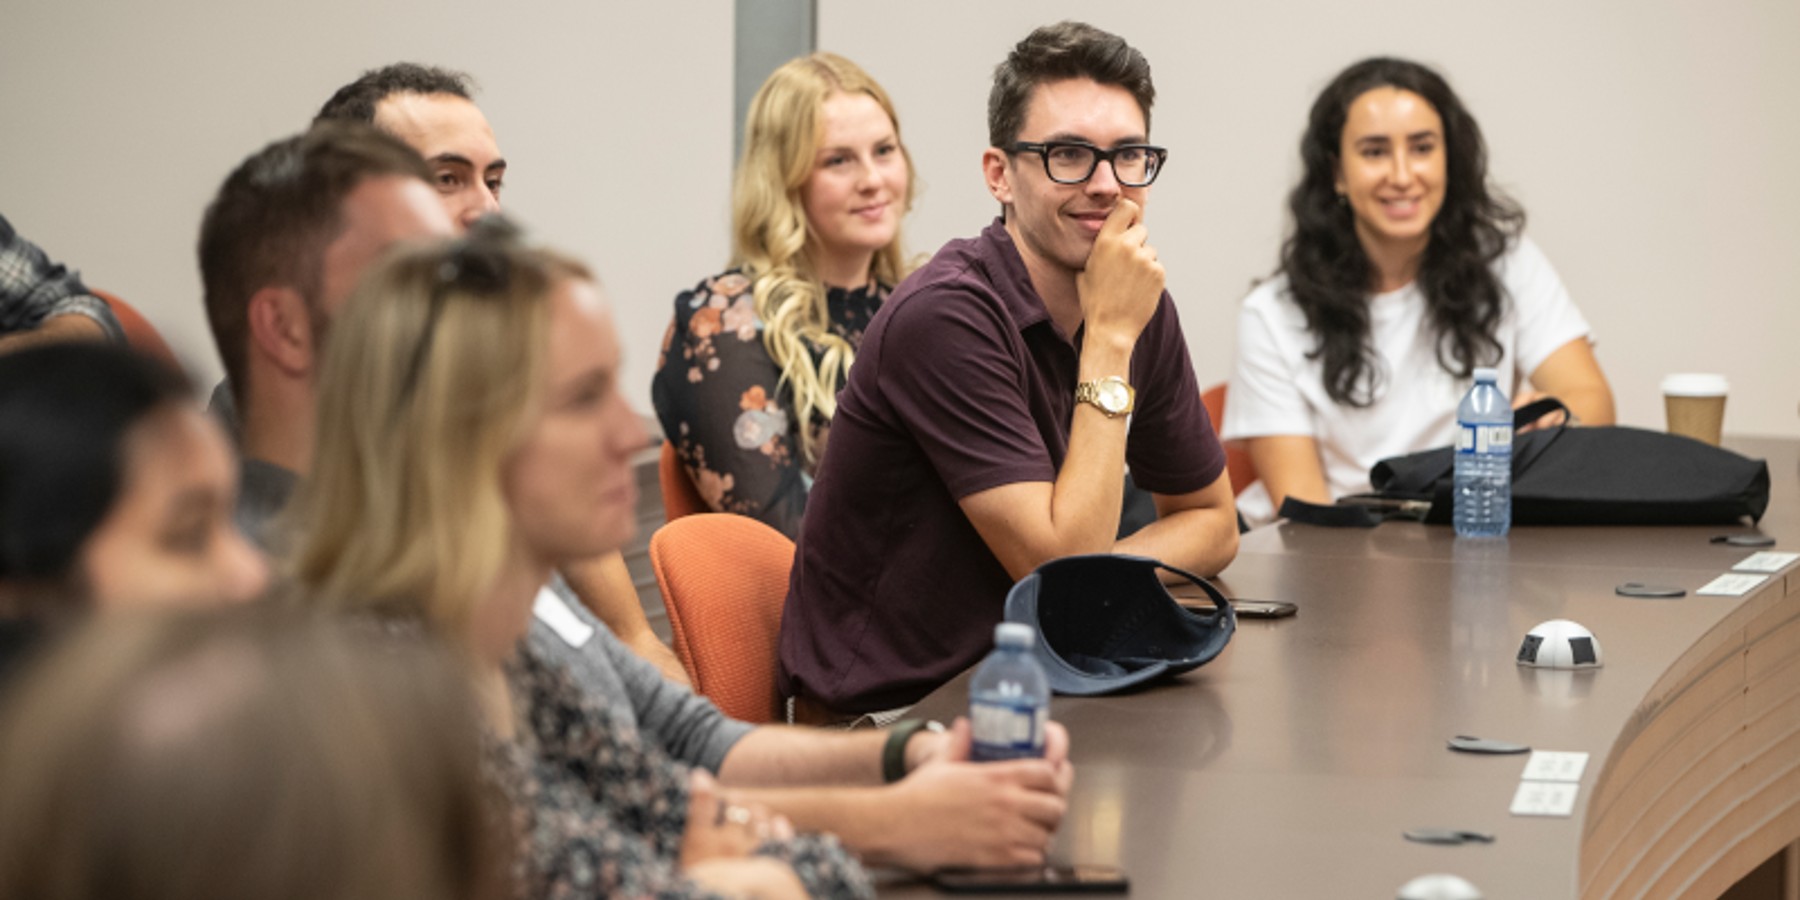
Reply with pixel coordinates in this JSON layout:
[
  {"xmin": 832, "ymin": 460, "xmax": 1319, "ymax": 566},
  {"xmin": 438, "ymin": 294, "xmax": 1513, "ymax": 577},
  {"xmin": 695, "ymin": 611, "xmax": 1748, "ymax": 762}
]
[{"xmin": 1661, "ymin": 373, "xmax": 1729, "ymax": 397}]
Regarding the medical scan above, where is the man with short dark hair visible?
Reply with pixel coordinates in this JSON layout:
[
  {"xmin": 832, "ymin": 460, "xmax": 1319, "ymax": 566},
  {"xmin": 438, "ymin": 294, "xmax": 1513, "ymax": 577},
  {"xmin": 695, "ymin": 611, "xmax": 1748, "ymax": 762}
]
[
  {"xmin": 198, "ymin": 122, "xmax": 456, "ymax": 543},
  {"xmin": 317, "ymin": 63, "xmax": 506, "ymax": 231},
  {"xmin": 781, "ymin": 22, "xmax": 1240, "ymax": 720}
]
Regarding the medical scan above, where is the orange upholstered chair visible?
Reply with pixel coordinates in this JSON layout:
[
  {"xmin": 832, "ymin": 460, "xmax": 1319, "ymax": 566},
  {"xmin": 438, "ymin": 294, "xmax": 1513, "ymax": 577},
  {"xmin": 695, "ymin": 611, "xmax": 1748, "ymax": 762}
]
[
  {"xmin": 648, "ymin": 513, "xmax": 793, "ymax": 723},
  {"xmin": 658, "ymin": 441, "xmax": 710, "ymax": 523},
  {"xmin": 93, "ymin": 290, "xmax": 180, "ymax": 372},
  {"xmin": 1202, "ymin": 383, "xmax": 1258, "ymax": 497}
]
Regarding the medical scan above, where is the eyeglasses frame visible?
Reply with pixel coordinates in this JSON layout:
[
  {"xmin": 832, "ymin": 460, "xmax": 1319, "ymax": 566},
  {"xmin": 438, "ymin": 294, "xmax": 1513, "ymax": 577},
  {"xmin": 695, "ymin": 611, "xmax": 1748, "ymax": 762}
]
[{"xmin": 1004, "ymin": 140, "xmax": 1169, "ymax": 187}]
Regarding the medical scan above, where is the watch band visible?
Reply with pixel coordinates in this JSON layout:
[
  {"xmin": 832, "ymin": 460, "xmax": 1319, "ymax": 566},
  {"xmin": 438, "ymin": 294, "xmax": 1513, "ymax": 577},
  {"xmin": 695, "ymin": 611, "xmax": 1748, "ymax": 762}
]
[
  {"xmin": 1075, "ymin": 381, "xmax": 1100, "ymax": 407},
  {"xmin": 881, "ymin": 719, "xmax": 944, "ymax": 783}
]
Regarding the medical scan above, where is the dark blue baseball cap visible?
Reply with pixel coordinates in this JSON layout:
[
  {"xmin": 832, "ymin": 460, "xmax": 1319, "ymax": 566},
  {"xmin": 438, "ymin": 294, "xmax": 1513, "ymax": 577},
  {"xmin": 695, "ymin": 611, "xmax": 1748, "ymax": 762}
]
[{"xmin": 1004, "ymin": 554, "xmax": 1236, "ymax": 696}]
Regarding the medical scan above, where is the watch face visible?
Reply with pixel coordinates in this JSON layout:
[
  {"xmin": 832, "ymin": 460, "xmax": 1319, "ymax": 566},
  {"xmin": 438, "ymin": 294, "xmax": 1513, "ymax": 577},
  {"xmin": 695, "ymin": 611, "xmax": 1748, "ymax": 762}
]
[{"xmin": 1098, "ymin": 380, "xmax": 1130, "ymax": 413}]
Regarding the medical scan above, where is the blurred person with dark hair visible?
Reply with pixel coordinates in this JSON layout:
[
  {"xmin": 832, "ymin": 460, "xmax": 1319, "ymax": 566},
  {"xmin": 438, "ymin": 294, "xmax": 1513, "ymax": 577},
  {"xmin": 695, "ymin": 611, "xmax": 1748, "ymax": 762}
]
[
  {"xmin": 0, "ymin": 343, "xmax": 267, "ymax": 678},
  {"xmin": 0, "ymin": 604, "xmax": 510, "ymax": 900},
  {"xmin": 313, "ymin": 60, "xmax": 686, "ymax": 685},
  {"xmin": 0, "ymin": 212, "xmax": 123, "ymax": 352}
]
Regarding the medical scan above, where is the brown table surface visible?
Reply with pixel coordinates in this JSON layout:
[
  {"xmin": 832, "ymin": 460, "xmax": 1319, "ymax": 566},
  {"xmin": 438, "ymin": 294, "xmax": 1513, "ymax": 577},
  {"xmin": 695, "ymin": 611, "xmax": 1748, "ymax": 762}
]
[{"xmin": 880, "ymin": 436, "xmax": 1800, "ymax": 899}]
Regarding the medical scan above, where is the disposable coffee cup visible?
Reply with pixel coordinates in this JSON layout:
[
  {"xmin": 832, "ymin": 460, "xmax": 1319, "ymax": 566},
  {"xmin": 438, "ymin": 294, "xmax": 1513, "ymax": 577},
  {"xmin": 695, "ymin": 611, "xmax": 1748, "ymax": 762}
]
[{"xmin": 1661, "ymin": 373, "xmax": 1729, "ymax": 446}]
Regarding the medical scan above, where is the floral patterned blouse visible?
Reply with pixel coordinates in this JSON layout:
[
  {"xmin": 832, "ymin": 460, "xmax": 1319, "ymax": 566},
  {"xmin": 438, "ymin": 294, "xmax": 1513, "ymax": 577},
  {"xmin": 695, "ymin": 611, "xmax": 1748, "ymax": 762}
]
[
  {"xmin": 651, "ymin": 270, "xmax": 887, "ymax": 539},
  {"xmin": 482, "ymin": 643, "xmax": 873, "ymax": 899}
]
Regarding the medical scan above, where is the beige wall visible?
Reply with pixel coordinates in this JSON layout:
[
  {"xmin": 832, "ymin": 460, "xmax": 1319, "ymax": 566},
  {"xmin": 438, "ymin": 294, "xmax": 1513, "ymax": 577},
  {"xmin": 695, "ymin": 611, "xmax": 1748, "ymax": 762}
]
[
  {"xmin": 0, "ymin": 0, "xmax": 735, "ymax": 419},
  {"xmin": 819, "ymin": 0, "xmax": 1800, "ymax": 438},
  {"xmin": 5, "ymin": 1, "xmax": 1797, "ymax": 438}
]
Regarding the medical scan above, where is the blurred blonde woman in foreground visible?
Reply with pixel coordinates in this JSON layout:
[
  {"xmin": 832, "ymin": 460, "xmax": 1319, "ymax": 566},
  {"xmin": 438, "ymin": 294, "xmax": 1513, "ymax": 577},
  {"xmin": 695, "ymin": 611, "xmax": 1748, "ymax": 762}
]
[
  {"xmin": 0, "ymin": 605, "xmax": 507, "ymax": 900},
  {"xmin": 287, "ymin": 221, "xmax": 869, "ymax": 900}
]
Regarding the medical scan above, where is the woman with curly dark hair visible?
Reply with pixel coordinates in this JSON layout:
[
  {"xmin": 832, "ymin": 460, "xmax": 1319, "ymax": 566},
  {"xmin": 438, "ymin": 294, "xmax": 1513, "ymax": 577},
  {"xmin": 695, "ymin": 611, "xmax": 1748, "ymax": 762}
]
[{"xmin": 1223, "ymin": 57, "xmax": 1614, "ymax": 524}]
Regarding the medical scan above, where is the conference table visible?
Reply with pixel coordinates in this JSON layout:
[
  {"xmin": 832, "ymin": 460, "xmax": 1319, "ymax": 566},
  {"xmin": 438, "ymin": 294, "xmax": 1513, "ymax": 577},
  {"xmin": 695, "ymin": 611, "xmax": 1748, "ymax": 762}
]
[{"xmin": 883, "ymin": 437, "xmax": 1800, "ymax": 899}]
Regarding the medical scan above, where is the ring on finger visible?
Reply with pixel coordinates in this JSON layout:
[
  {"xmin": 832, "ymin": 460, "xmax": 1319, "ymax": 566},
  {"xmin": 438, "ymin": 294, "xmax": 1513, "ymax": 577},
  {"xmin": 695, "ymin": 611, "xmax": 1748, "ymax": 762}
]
[{"xmin": 724, "ymin": 805, "xmax": 753, "ymax": 826}]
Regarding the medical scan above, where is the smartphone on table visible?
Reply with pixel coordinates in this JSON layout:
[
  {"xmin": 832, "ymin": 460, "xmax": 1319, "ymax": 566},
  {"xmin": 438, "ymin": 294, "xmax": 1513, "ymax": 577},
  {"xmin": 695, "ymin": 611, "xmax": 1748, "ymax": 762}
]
[
  {"xmin": 1167, "ymin": 583, "xmax": 1297, "ymax": 619},
  {"xmin": 930, "ymin": 865, "xmax": 1130, "ymax": 894}
]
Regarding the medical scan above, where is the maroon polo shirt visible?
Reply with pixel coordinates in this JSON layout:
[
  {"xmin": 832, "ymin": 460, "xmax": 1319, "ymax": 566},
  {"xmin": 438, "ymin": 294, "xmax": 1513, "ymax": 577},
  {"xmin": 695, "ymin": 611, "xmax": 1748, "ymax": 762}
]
[{"xmin": 777, "ymin": 219, "xmax": 1225, "ymax": 713}]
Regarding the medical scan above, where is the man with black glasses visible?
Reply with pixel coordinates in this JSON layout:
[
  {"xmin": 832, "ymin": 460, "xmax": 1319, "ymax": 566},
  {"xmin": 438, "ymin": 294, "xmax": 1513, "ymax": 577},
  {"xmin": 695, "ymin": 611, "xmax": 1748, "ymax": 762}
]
[{"xmin": 781, "ymin": 22, "xmax": 1239, "ymax": 723}]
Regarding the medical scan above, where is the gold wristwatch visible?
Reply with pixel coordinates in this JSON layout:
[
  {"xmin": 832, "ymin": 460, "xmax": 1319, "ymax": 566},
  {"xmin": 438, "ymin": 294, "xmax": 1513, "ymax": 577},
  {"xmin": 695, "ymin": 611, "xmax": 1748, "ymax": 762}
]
[{"xmin": 1075, "ymin": 376, "xmax": 1135, "ymax": 418}]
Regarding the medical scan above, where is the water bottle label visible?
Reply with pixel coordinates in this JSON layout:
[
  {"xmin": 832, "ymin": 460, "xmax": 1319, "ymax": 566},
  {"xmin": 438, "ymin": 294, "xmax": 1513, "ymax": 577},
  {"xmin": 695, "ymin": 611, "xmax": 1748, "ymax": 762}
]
[
  {"xmin": 970, "ymin": 698, "xmax": 1045, "ymax": 756},
  {"xmin": 1457, "ymin": 424, "xmax": 1512, "ymax": 454}
]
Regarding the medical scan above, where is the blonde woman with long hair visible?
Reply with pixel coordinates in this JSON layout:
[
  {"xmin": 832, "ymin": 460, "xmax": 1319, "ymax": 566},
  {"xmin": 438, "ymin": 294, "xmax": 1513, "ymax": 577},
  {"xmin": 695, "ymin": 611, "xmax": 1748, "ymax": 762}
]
[
  {"xmin": 652, "ymin": 53, "xmax": 913, "ymax": 537},
  {"xmin": 286, "ymin": 222, "xmax": 870, "ymax": 900}
]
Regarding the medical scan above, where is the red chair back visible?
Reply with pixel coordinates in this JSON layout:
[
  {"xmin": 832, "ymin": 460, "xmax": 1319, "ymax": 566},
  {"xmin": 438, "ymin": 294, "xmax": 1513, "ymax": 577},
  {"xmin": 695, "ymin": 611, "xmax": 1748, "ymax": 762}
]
[
  {"xmin": 93, "ymin": 290, "xmax": 180, "ymax": 373},
  {"xmin": 658, "ymin": 441, "xmax": 711, "ymax": 523},
  {"xmin": 1202, "ymin": 383, "xmax": 1258, "ymax": 497},
  {"xmin": 648, "ymin": 514, "xmax": 793, "ymax": 723}
]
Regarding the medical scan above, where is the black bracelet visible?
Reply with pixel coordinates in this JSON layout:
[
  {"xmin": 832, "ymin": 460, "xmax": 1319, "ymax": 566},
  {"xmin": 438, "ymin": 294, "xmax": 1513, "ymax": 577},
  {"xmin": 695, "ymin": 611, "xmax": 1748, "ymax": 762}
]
[{"xmin": 881, "ymin": 719, "xmax": 943, "ymax": 783}]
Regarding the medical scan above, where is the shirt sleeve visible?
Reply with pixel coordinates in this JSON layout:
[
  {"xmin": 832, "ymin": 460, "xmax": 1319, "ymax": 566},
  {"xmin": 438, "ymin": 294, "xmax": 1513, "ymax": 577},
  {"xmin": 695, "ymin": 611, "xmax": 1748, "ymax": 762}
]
[
  {"xmin": 601, "ymin": 624, "xmax": 754, "ymax": 773},
  {"xmin": 651, "ymin": 273, "xmax": 811, "ymax": 539},
  {"xmin": 1124, "ymin": 295, "xmax": 1225, "ymax": 495},
  {"xmin": 0, "ymin": 213, "xmax": 124, "ymax": 342},
  {"xmin": 532, "ymin": 579, "xmax": 753, "ymax": 773},
  {"xmin": 1222, "ymin": 281, "xmax": 1318, "ymax": 441},
  {"xmin": 873, "ymin": 285, "xmax": 1057, "ymax": 500},
  {"xmin": 1502, "ymin": 235, "xmax": 1593, "ymax": 377}
]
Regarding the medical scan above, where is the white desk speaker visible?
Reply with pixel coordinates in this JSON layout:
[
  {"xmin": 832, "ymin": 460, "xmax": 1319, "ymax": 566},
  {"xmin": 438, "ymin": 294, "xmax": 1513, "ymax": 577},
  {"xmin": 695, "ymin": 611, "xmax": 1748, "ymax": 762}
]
[
  {"xmin": 1397, "ymin": 873, "xmax": 1484, "ymax": 900},
  {"xmin": 1516, "ymin": 619, "xmax": 1604, "ymax": 669}
]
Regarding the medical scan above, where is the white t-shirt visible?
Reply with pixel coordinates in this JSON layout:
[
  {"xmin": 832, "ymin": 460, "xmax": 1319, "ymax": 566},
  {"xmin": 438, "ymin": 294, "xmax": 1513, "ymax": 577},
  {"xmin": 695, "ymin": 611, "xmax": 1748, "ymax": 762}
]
[{"xmin": 1223, "ymin": 236, "xmax": 1592, "ymax": 526}]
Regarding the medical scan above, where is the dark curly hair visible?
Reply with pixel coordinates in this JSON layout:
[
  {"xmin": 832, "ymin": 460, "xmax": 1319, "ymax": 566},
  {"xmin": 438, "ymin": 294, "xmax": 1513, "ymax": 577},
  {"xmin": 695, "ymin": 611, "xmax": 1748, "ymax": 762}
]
[{"xmin": 1280, "ymin": 57, "xmax": 1523, "ymax": 407}]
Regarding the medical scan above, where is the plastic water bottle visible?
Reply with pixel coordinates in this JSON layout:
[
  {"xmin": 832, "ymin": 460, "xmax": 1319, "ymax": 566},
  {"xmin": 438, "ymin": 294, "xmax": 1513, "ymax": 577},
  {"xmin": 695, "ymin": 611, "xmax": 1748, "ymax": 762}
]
[
  {"xmin": 969, "ymin": 623, "xmax": 1049, "ymax": 762},
  {"xmin": 1454, "ymin": 367, "xmax": 1512, "ymax": 538}
]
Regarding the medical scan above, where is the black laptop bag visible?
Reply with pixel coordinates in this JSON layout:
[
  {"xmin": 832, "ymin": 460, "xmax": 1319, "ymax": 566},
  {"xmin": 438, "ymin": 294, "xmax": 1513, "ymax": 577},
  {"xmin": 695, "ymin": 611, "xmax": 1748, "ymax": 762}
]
[{"xmin": 1362, "ymin": 399, "xmax": 1770, "ymax": 526}]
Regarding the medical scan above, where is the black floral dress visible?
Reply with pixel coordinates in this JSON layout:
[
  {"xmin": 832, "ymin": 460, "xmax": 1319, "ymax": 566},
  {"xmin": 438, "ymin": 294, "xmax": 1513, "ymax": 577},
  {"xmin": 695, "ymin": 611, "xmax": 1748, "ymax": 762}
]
[
  {"xmin": 482, "ymin": 644, "xmax": 872, "ymax": 899},
  {"xmin": 650, "ymin": 270, "xmax": 886, "ymax": 539}
]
